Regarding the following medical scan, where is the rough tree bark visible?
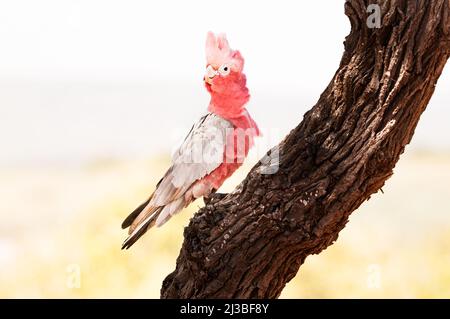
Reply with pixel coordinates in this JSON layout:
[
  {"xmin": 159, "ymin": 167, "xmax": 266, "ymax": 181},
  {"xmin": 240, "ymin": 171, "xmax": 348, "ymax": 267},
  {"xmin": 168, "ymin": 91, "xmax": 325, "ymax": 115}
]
[{"xmin": 161, "ymin": 0, "xmax": 450, "ymax": 298}]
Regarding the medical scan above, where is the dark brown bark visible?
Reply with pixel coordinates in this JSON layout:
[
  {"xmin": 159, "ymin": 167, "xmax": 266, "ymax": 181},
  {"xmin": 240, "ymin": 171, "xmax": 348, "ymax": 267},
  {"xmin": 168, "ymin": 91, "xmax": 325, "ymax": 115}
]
[{"xmin": 161, "ymin": 0, "xmax": 450, "ymax": 298}]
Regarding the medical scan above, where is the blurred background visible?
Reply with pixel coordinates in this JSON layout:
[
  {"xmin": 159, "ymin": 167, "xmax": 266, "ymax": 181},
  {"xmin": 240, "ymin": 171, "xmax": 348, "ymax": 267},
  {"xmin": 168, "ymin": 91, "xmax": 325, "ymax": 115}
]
[{"xmin": 0, "ymin": 0, "xmax": 449, "ymax": 298}]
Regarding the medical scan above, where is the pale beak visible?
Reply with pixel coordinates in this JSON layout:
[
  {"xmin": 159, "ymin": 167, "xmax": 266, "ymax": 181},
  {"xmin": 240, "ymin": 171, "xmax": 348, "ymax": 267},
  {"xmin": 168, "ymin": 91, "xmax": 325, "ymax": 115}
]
[
  {"xmin": 205, "ymin": 74, "xmax": 215, "ymax": 85},
  {"xmin": 205, "ymin": 65, "xmax": 217, "ymax": 85}
]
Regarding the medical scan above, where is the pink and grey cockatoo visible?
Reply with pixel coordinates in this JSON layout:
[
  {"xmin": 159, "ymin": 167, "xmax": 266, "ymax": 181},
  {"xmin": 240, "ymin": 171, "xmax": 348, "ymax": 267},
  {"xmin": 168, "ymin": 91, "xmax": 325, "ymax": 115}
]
[{"xmin": 121, "ymin": 32, "xmax": 260, "ymax": 249}]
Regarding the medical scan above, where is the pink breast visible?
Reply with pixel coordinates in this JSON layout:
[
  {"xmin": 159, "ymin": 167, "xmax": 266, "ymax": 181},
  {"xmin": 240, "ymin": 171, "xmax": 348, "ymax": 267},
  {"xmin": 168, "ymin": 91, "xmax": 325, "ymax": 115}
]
[{"xmin": 191, "ymin": 110, "xmax": 259, "ymax": 196}]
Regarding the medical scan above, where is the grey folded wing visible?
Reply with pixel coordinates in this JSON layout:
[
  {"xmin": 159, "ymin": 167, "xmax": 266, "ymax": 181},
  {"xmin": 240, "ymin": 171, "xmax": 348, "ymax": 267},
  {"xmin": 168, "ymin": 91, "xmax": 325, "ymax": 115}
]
[{"xmin": 150, "ymin": 113, "xmax": 233, "ymax": 206}]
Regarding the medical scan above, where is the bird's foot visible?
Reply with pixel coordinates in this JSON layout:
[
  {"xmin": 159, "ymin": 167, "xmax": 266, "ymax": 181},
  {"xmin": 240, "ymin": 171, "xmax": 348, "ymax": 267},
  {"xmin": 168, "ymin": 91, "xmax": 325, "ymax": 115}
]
[{"xmin": 203, "ymin": 192, "xmax": 228, "ymax": 205}]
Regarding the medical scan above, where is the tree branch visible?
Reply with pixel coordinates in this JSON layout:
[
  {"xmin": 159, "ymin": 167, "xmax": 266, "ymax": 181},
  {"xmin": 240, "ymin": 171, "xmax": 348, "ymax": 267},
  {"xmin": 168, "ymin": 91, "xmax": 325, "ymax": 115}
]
[{"xmin": 161, "ymin": 0, "xmax": 450, "ymax": 298}]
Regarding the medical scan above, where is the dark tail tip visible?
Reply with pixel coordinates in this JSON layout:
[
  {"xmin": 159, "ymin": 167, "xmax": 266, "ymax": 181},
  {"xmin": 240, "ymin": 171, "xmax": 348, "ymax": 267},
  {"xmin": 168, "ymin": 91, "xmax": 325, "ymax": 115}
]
[
  {"xmin": 121, "ymin": 226, "xmax": 146, "ymax": 250},
  {"xmin": 121, "ymin": 209, "xmax": 159, "ymax": 250},
  {"xmin": 121, "ymin": 198, "xmax": 151, "ymax": 229}
]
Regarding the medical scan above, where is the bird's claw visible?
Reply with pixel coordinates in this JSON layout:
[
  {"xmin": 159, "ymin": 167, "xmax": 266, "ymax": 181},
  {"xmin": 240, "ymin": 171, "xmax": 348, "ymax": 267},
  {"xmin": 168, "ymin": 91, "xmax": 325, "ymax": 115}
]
[{"xmin": 203, "ymin": 192, "xmax": 227, "ymax": 205}]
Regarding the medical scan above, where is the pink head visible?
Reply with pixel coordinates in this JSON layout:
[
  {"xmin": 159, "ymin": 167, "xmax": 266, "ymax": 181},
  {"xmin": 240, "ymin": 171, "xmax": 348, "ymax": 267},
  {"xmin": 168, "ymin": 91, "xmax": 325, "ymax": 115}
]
[{"xmin": 204, "ymin": 32, "xmax": 249, "ymax": 118}]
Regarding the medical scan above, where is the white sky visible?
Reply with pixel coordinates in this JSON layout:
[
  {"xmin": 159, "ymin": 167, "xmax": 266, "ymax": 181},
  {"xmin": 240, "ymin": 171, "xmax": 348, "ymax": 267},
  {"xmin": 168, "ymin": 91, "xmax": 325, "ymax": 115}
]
[
  {"xmin": 0, "ymin": 1, "xmax": 448, "ymax": 166},
  {"xmin": 0, "ymin": 0, "xmax": 349, "ymax": 86}
]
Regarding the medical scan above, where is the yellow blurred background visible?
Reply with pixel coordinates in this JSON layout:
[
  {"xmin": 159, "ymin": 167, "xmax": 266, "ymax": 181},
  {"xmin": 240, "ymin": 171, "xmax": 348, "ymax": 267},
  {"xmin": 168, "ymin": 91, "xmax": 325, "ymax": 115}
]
[
  {"xmin": 1, "ymin": 151, "xmax": 450, "ymax": 298},
  {"xmin": 0, "ymin": 1, "xmax": 449, "ymax": 298}
]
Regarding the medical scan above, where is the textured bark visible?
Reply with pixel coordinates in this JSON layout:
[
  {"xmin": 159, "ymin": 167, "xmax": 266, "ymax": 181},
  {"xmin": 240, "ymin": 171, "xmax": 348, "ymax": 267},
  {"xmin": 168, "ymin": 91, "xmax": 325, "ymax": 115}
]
[{"xmin": 161, "ymin": 0, "xmax": 450, "ymax": 298}]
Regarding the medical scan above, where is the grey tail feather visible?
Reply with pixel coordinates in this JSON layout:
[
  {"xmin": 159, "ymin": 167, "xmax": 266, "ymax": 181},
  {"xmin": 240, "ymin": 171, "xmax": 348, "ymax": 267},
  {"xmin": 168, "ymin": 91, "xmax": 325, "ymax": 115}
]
[
  {"xmin": 121, "ymin": 197, "xmax": 151, "ymax": 229},
  {"xmin": 121, "ymin": 207, "xmax": 162, "ymax": 250},
  {"xmin": 122, "ymin": 176, "xmax": 165, "ymax": 229}
]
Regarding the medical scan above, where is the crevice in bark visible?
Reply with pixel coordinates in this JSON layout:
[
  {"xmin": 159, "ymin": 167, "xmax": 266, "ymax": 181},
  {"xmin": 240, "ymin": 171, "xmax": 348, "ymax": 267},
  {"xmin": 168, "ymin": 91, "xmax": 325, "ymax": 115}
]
[{"xmin": 161, "ymin": 0, "xmax": 450, "ymax": 299}]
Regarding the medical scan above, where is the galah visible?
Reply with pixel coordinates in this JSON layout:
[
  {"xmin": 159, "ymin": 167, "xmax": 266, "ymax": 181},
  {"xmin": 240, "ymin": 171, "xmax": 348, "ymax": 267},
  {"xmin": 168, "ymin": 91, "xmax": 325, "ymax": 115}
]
[{"xmin": 121, "ymin": 32, "xmax": 260, "ymax": 249}]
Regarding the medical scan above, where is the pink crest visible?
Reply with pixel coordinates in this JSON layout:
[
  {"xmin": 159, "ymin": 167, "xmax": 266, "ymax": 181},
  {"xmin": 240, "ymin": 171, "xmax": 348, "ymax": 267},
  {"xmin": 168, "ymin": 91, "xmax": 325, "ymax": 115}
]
[{"xmin": 205, "ymin": 32, "xmax": 244, "ymax": 72}]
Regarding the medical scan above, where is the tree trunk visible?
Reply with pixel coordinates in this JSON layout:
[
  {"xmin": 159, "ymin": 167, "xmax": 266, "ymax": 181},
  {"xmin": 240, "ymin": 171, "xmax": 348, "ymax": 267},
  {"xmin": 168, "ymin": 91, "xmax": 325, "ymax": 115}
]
[{"xmin": 161, "ymin": 0, "xmax": 450, "ymax": 299}]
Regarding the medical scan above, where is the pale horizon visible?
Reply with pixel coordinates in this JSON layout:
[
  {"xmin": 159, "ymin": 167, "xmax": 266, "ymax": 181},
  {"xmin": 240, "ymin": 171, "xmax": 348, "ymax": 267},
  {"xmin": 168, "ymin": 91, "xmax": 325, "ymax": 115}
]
[{"xmin": 0, "ymin": 0, "xmax": 449, "ymax": 167}]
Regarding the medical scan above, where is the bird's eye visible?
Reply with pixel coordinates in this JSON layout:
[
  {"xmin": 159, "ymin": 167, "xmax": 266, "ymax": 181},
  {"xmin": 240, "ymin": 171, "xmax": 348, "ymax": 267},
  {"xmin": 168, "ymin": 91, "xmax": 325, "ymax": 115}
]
[{"xmin": 218, "ymin": 64, "xmax": 230, "ymax": 76}]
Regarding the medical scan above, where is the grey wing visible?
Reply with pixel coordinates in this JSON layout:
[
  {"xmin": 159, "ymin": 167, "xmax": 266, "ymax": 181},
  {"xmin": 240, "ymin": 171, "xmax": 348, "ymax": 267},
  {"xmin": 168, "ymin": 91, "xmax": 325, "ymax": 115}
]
[{"xmin": 149, "ymin": 113, "xmax": 233, "ymax": 206}]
